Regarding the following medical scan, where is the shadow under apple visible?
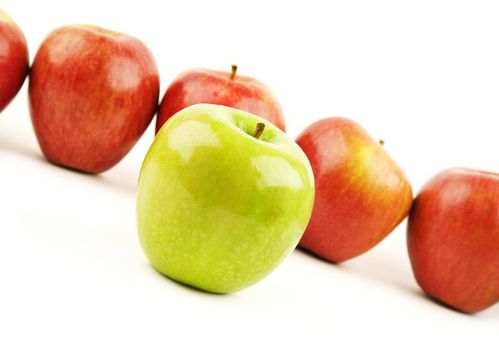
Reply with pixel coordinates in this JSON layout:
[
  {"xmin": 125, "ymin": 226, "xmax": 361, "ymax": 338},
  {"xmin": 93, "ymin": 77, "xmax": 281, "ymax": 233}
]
[
  {"xmin": 0, "ymin": 131, "xmax": 138, "ymax": 195},
  {"xmin": 297, "ymin": 246, "xmax": 499, "ymax": 318},
  {"xmin": 146, "ymin": 261, "xmax": 239, "ymax": 299},
  {"xmin": 296, "ymin": 243, "xmax": 419, "ymax": 297}
]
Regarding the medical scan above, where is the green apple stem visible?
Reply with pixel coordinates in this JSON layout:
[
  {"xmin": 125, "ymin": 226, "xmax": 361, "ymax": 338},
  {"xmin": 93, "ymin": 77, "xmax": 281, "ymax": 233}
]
[
  {"xmin": 230, "ymin": 64, "xmax": 238, "ymax": 80},
  {"xmin": 253, "ymin": 123, "xmax": 265, "ymax": 139}
]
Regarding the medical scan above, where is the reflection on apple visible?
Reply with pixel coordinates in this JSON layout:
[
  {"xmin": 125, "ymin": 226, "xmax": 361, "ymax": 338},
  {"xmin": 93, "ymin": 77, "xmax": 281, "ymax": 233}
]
[
  {"xmin": 156, "ymin": 65, "xmax": 286, "ymax": 134},
  {"xmin": 137, "ymin": 104, "xmax": 314, "ymax": 293},
  {"xmin": 407, "ymin": 168, "xmax": 499, "ymax": 313},
  {"xmin": 0, "ymin": 10, "xmax": 29, "ymax": 113},
  {"xmin": 296, "ymin": 117, "xmax": 413, "ymax": 263},
  {"xmin": 29, "ymin": 24, "xmax": 159, "ymax": 173}
]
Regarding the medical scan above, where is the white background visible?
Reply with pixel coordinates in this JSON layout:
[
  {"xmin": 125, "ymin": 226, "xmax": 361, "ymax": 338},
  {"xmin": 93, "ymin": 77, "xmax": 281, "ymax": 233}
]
[{"xmin": 1, "ymin": 0, "xmax": 498, "ymax": 348}]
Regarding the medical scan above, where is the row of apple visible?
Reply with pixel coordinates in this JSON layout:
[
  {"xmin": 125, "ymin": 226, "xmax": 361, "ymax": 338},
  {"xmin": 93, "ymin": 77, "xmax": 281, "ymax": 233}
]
[{"xmin": 1, "ymin": 11, "xmax": 497, "ymax": 314}]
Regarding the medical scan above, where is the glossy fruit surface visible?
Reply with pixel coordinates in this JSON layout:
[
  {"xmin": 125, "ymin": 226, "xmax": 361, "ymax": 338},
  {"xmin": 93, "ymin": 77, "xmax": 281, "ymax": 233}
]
[
  {"xmin": 156, "ymin": 66, "xmax": 285, "ymax": 133},
  {"xmin": 407, "ymin": 168, "xmax": 499, "ymax": 313},
  {"xmin": 0, "ymin": 10, "xmax": 29, "ymax": 113},
  {"xmin": 297, "ymin": 117, "xmax": 412, "ymax": 262},
  {"xmin": 29, "ymin": 25, "xmax": 159, "ymax": 173},
  {"xmin": 137, "ymin": 104, "xmax": 314, "ymax": 293}
]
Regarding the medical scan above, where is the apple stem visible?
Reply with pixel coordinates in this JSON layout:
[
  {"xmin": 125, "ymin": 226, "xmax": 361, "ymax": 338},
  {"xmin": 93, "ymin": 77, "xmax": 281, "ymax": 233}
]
[
  {"xmin": 230, "ymin": 64, "xmax": 238, "ymax": 80},
  {"xmin": 379, "ymin": 139, "xmax": 385, "ymax": 146},
  {"xmin": 253, "ymin": 123, "xmax": 265, "ymax": 139}
]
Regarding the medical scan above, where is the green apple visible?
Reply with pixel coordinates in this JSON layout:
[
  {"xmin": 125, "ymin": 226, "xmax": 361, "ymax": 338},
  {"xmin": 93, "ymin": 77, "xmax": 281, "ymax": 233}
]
[{"xmin": 137, "ymin": 104, "xmax": 315, "ymax": 293}]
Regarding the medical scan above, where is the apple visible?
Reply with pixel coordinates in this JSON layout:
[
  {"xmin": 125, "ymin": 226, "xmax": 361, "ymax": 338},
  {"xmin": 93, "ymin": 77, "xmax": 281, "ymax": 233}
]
[
  {"xmin": 28, "ymin": 25, "xmax": 159, "ymax": 173},
  {"xmin": 155, "ymin": 65, "xmax": 286, "ymax": 134},
  {"xmin": 137, "ymin": 104, "xmax": 314, "ymax": 293},
  {"xmin": 296, "ymin": 117, "xmax": 413, "ymax": 263},
  {"xmin": 407, "ymin": 168, "xmax": 499, "ymax": 313},
  {"xmin": 0, "ymin": 10, "xmax": 29, "ymax": 113}
]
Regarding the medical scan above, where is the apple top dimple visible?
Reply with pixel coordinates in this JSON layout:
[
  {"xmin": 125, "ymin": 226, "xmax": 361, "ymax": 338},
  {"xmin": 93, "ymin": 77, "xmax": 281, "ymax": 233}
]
[
  {"xmin": 43, "ymin": 25, "xmax": 129, "ymax": 66},
  {"xmin": 158, "ymin": 104, "xmax": 315, "ymax": 190},
  {"xmin": 177, "ymin": 67, "xmax": 278, "ymax": 96},
  {"xmin": 171, "ymin": 104, "xmax": 282, "ymax": 145},
  {"xmin": 41, "ymin": 25, "xmax": 156, "ymax": 91},
  {"xmin": 146, "ymin": 103, "xmax": 315, "ymax": 198}
]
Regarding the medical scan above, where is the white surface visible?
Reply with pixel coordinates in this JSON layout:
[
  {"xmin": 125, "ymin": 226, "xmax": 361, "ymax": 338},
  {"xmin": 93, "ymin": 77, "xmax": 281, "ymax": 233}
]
[{"xmin": 1, "ymin": 0, "xmax": 498, "ymax": 349}]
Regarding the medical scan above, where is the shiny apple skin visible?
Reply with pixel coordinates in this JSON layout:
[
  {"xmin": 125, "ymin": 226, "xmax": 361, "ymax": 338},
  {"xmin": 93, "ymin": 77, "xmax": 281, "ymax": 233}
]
[
  {"xmin": 138, "ymin": 104, "xmax": 314, "ymax": 293},
  {"xmin": 407, "ymin": 168, "xmax": 499, "ymax": 313},
  {"xmin": 29, "ymin": 25, "xmax": 159, "ymax": 174},
  {"xmin": 296, "ymin": 117, "xmax": 413, "ymax": 263},
  {"xmin": 0, "ymin": 10, "xmax": 29, "ymax": 113},
  {"xmin": 155, "ymin": 68, "xmax": 285, "ymax": 134}
]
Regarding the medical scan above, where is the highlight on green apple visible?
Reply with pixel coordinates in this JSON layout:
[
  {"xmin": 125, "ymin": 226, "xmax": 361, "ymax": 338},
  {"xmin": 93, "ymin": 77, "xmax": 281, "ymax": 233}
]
[{"xmin": 136, "ymin": 104, "xmax": 315, "ymax": 293}]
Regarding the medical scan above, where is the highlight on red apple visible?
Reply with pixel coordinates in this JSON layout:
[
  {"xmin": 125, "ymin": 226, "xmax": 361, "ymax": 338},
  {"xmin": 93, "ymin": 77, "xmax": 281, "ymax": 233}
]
[
  {"xmin": 0, "ymin": 10, "xmax": 29, "ymax": 113},
  {"xmin": 28, "ymin": 24, "xmax": 160, "ymax": 174},
  {"xmin": 155, "ymin": 65, "xmax": 286, "ymax": 134},
  {"xmin": 407, "ymin": 168, "xmax": 499, "ymax": 313},
  {"xmin": 296, "ymin": 117, "xmax": 413, "ymax": 263}
]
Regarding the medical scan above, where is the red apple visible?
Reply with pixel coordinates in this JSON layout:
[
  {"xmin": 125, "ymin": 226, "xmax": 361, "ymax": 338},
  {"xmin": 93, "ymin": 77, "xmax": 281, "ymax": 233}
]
[
  {"xmin": 296, "ymin": 118, "xmax": 413, "ymax": 262},
  {"xmin": 0, "ymin": 10, "xmax": 29, "ymax": 113},
  {"xmin": 407, "ymin": 168, "xmax": 499, "ymax": 313},
  {"xmin": 29, "ymin": 25, "xmax": 159, "ymax": 174},
  {"xmin": 155, "ymin": 65, "xmax": 285, "ymax": 133}
]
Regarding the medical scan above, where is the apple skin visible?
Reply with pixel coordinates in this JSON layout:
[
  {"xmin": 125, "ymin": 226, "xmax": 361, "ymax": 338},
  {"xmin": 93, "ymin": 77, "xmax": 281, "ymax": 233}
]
[
  {"xmin": 407, "ymin": 168, "xmax": 499, "ymax": 313},
  {"xmin": 137, "ymin": 104, "xmax": 314, "ymax": 293},
  {"xmin": 0, "ymin": 10, "xmax": 29, "ymax": 113},
  {"xmin": 296, "ymin": 118, "xmax": 413, "ymax": 263},
  {"xmin": 29, "ymin": 25, "xmax": 159, "ymax": 174},
  {"xmin": 155, "ymin": 66, "xmax": 285, "ymax": 134}
]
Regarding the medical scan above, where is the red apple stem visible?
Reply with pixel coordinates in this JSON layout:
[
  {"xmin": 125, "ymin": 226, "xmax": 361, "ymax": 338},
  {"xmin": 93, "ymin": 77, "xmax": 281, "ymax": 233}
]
[
  {"xmin": 379, "ymin": 139, "xmax": 385, "ymax": 146},
  {"xmin": 230, "ymin": 64, "xmax": 238, "ymax": 80},
  {"xmin": 254, "ymin": 123, "xmax": 265, "ymax": 139}
]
